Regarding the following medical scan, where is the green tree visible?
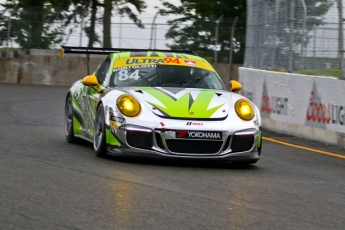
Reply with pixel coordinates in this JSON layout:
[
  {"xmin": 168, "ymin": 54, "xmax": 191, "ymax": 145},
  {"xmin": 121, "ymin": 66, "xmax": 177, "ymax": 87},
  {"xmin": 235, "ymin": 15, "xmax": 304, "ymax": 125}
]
[
  {"xmin": 0, "ymin": 15, "xmax": 13, "ymax": 46},
  {"xmin": 160, "ymin": 0, "xmax": 333, "ymax": 64},
  {"xmin": 70, "ymin": 0, "xmax": 146, "ymax": 48},
  {"xmin": 86, "ymin": 0, "xmax": 101, "ymax": 47},
  {"xmin": 160, "ymin": 0, "xmax": 247, "ymax": 63},
  {"xmin": 0, "ymin": 0, "xmax": 71, "ymax": 48},
  {"xmin": 103, "ymin": 0, "xmax": 146, "ymax": 48},
  {"xmin": 0, "ymin": 0, "xmax": 147, "ymax": 49}
]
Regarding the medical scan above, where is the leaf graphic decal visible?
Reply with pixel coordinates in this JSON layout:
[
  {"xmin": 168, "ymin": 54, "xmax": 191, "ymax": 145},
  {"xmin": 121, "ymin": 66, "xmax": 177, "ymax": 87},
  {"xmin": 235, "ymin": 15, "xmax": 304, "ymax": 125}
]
[{"xmin": 138, "ymin": 87, "xmax": 224, "ymax": 118}]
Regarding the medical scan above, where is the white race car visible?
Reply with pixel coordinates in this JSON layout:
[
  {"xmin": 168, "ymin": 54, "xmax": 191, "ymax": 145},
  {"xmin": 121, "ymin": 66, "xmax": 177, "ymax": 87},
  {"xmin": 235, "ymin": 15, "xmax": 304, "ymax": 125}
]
[{"xmin": 62, "ymin": 46, "xmax": 262, "ymax": 164}]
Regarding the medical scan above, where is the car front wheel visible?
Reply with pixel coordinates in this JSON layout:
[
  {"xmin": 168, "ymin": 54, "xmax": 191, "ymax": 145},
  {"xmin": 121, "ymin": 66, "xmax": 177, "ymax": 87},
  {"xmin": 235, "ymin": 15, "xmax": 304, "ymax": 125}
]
[
  {"xmin": 65, "ymin": 94, "xmax": 75, "ymax": 143},
  {"xmin": 94, "ymin": 105, "xmax": 108, "ymax": 157}
]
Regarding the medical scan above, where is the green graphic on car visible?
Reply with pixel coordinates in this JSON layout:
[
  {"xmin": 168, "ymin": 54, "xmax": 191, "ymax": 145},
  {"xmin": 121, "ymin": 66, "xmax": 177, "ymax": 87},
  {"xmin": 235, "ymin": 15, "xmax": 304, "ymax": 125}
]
[{"xmin": 138, "ymin": 87, "xmax": 225, "ymax": 118}]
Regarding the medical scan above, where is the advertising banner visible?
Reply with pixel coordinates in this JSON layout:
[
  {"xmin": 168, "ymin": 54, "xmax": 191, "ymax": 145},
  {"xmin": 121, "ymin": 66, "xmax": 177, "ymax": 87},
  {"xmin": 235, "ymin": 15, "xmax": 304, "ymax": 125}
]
[{"xmin": 239, "ymin": 68, "xmax": 345, "ymax": 134}]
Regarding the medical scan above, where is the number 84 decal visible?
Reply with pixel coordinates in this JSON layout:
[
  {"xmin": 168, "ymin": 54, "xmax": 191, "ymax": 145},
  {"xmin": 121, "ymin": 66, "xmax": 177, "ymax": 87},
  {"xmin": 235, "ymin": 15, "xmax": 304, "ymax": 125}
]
[{"xmin": 118, "ymin": 70, "xmax": 141, "ymax": 81}]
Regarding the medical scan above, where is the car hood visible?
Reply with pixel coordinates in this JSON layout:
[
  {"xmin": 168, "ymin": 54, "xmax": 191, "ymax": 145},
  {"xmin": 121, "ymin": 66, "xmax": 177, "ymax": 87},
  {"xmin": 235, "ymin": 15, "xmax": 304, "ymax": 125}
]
[{"xmin": 126, "ymin": 87, "xmax": 232, "ymax": 120}]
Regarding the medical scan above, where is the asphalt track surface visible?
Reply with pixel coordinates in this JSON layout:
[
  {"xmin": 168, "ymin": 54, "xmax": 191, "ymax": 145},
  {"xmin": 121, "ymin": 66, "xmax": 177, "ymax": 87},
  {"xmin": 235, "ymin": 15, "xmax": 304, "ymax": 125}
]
[{"xmin": 1, "ymin": 83, "xmax": 345, "ymax": 230}]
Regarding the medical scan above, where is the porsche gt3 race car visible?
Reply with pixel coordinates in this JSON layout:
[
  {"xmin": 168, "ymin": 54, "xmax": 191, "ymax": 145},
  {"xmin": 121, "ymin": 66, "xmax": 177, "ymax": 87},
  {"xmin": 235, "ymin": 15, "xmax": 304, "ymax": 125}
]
[{"xmin": 61, "ymin": 46, "xmax": 262, "ymax": 164}]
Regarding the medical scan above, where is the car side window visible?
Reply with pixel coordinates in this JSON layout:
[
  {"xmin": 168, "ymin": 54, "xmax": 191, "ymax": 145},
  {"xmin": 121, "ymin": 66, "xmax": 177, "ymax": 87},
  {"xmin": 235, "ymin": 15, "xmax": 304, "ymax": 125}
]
[{"xmin": 96, "ymin": 57, "xmax": 111, "ymax": 84}]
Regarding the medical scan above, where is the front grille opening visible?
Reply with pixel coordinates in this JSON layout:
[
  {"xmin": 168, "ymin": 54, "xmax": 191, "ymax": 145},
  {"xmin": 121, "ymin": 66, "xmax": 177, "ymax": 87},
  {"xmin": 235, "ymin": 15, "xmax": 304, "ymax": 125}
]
[
  {"xmin": 155, "ymin": 132, "xmax": 164, "ymax": 149},
  {"xmin": 231, "ymin": 134, "xmax": 254, "ymax": 152},
  {"xmin": 166, "ymin": 140, "xmax": 223, "ymax": 154},
  {"xmin": 126, "ymin": 130, "xmax": 153, "ymax": 150},
  {"xmin": 222, "ymin": 135, "xmax": 232, "ymax": 151}
]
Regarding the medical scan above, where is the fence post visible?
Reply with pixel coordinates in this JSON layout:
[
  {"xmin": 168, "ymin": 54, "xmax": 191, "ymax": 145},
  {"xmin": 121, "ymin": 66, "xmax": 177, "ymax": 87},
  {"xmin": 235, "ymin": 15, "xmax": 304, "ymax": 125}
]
[
  {"xmin": 79, "ymin": 10, "xmax": 85, "ymax": 46},
  {"xmin": 300, "ymin": 0, "xmax": 307, "ymax": 69},
  {"xmin": 118, "ymin": 16, "xmax": 122, "ymax": 48},
  {"xmin": 271, "ymin": 0, "xmax": 280, "ymax": 69},
  {"xmin": 229, "ymin": 17, "xmax": 238, "ymax": 81},
  {"xmin": 6, "ymin": 19, "xmax": 11, "ymax": 58},
  {"xmin": 288, "ymin": 0, "xmax": 295, "ymax": 73},
  {"xmin": 214, "ymin": 16, "xmax": 223, "ymax": 63},
  {"xmin": 337, "ymin": 0, "xmax": 345, "ymax": 79},
  {"xmin": 150, "ymin": 11, "xmax": 159, "ymax": 49},
  {"xmin": 259, "ymin": 0, "xmax": 267, "ymax": 69}
]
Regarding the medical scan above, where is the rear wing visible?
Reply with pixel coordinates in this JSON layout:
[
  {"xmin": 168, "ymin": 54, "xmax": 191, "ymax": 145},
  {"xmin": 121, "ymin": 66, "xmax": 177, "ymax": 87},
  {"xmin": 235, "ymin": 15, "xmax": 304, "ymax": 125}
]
[
  {"xmin": 59, "ymin": 46, "xmax": 197, "ymax": 58},
  {"xmin": 59, "ymin": 46, "xmax": 198, "ymax": 74}
]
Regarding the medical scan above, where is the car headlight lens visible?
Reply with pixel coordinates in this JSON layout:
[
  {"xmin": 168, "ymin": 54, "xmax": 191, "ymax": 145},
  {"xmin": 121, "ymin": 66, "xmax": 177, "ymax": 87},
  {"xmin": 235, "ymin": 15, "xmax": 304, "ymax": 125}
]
[
  {"xmin": 235, "ymin": 99, "xmax": 254, "ymax": 121},
  {"xmin": 116, "ymin": 94, "xmax": 141, "ymax": 117}
]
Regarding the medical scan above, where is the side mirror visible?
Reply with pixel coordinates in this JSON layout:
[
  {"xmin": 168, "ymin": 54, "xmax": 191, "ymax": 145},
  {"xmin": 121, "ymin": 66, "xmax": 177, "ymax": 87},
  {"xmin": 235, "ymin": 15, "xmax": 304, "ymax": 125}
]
[
  {"xmin": 229, "ymin": 80, "xmax": 242, "ymax": 93},
  {"xmin": 82, "ymin": 75, "xmax": 102, "ymax": 92}
]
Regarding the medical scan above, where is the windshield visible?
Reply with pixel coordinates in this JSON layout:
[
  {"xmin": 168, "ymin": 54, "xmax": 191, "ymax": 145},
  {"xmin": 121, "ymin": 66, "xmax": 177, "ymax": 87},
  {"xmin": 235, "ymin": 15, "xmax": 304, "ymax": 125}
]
[{"xmin": 110, "ymin": 65, "xmax": 227, "ymax": 90}]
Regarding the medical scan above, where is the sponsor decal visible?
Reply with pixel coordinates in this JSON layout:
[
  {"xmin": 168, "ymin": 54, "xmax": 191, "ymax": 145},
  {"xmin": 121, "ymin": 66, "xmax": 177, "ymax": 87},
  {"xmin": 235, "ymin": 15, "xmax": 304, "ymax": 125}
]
[
  {"xmin": 113, "ymin": 65, "xmax": 156, "ymax": 72},
  {"xmin": 115, "ymin": 57, "xmax": 214, "ymax": 71},
  {"xmin": 184, "ymin": 60, "xmax": 198, "ymax": 66},
  {"xmin": 305, "ymin": 81, "xmax": 344, "ymax": 127},
  {"xmin": 108, "ymin": 107, "xmax": 120, "ymax": 133},
  {"xmin": 110, "ymin": 120, "xmax": 119, "ymax": 132},
  {"xmin": 176, "ymin": 131, "xmax": 188, "ymax": 138},
  {"xmin": 260, "ymin": 78, "xmax": 288, "ymax": 117},
  {"xmin": 109, "ymin": 107, "xmax": 115, "ymax": 120},
  {"xmin": 109, "ymin": 107, "xmax": 125, "ymax": 123},
  {"xmin": 272, "ymin": 97, "xmax": 288, "ymax": 115},
  {"xmin": 186, "ymin": 122, "xmax": 203, "ymax": 126},
  {"xmin": 332, "ymin": 105, "xmax": 345, "ymax": 126},
  {"xmin": 117, "ymin": 69, "xmax": 141, "ymax": 81},
  {"xmin": 261, "ymin": 79, "xmax": 272, "ymax": 117},
  {"xmin": 305, "ymin": 81, "xmax": 330, "ymax": 128},
  {"xmin": 306, "ymin": 99, "xmax": 330, "ymax": 123},
  {"xmin": 115, "ymin": 116, "xmax": 125, "ymax": 123},
  {"xmin": 176, "ymin": 130, "xmax": 222, "ymax": 140},
  {"xmin": 125, "ymin": 58, "xmax": 180, "ymax": 65}
]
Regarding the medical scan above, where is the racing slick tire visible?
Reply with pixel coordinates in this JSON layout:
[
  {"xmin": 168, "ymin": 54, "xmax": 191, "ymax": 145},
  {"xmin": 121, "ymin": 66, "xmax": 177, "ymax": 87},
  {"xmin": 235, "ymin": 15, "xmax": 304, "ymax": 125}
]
[
  {"xmin": 94, "ymin": 104, "xmax": 108, "ymax": 157},
  {"xmin": 65, "ymin": 94, "xmax": 75, "ymax": 143}
]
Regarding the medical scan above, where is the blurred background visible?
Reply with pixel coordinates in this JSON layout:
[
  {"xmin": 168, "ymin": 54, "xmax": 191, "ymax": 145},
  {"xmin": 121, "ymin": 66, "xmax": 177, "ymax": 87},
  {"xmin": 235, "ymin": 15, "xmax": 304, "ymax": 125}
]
[{"xmin": 0, "ymin": 0, "xmax": 344, "ymax": 79}]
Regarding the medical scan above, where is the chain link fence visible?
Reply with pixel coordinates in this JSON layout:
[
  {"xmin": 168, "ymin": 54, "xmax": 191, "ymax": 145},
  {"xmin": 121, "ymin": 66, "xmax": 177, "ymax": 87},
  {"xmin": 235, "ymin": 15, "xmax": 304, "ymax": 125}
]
[
  {"xmin": 244, "ymin": 0, "xmax": 345, "ymax": 79},
  {"xmin": 0, "ymin": 21, "xmax": 173, "ymax": 50},
  {"xmin": 0, "ymin": 12, "xmax": 244, "ymax": 63}
]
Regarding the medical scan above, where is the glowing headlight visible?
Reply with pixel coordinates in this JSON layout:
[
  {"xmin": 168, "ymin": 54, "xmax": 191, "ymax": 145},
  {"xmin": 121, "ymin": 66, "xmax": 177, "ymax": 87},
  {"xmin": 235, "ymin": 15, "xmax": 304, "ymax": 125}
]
[
  {"xmin": 116, "ymin": 94, "xmax": 141, "ymax": 117},
  {"xmin": 235, "ymin": 99, "xmax": 254, "ymax": 121}
]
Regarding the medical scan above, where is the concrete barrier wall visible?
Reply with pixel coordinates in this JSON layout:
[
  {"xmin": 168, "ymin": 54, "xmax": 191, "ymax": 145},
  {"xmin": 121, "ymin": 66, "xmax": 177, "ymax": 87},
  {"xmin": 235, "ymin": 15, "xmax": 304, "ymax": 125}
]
[
  {"xmin": 0, "ymin": 49, "xmax": 241, "ymax": 86},
  {"xmin": 239, "ymin": 67, "xmax": 345, "ymax": 148},
  {"xmin": 0, "ymin": 50, "xmax": 104, "ymax": 85}
]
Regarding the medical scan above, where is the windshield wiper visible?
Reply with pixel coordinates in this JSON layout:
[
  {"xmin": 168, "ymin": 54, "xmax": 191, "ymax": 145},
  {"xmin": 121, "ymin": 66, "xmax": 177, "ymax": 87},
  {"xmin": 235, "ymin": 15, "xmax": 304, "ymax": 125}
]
[{"xmin": 183, "ymin": 72, "xmax": 209, "ymax": 87}]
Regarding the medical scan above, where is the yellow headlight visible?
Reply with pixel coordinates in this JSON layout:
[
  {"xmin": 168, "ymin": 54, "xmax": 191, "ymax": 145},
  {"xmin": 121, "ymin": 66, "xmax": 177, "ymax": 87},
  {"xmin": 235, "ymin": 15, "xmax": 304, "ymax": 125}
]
[
  {"xmin": 235, "ymin": 99, "xmax": 254, "ymax": 121},
  {"xmin": 116, "ymin": 94, "xmax": 141, "ymax": 117}
]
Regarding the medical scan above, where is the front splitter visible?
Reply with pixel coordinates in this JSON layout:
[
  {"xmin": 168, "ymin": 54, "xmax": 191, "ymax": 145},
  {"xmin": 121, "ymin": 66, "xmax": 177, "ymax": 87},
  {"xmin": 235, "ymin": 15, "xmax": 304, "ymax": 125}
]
[{"xmin": 107, "ymin": 146, "xmax": 260, "ymax": 162}]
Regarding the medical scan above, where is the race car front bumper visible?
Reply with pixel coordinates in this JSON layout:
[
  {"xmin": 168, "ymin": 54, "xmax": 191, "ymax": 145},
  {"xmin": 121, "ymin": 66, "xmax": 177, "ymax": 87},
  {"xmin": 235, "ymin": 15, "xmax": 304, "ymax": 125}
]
[{"xmin": 107, "ymin": 124, "xmax": 261, "ymax": 162}]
